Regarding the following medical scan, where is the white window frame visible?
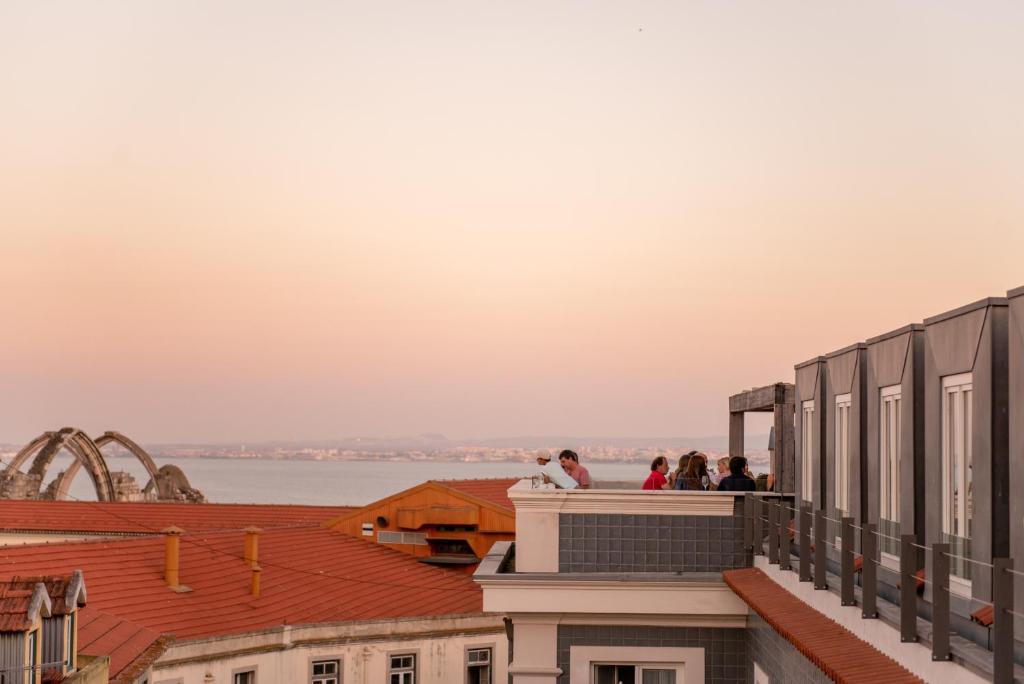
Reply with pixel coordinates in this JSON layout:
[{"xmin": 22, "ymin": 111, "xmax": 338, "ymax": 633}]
[
  {"xmin": 388, "ymin": 652, "xmax": 416, "ymax": 684},
  {"xmin": 834, "ymin": 393, "xmax": 852, "ymax": 516},
  {"xmin": 310, "ymin": 657, "xmax": 341, "ymax": 684},
  {"xmin": 569, "ymin": 646, "xmax": 703, "ymax": 684},
  {"xmin": 801, "ymin": 400, "xmax": 815, "ymax": 503},
  {"xmin": 232, "ymin": 667, "xmax": 257, "ymax": 684},
  {"xmin": 465, "ymin": 646, "xmax": 492, "ymax": 684},
  {"xmin": 879, "ymin": 385, "xmax": 902, "ymax": 568},
  {"xmin": 941, "ymin": 372, "xmax": 973, "ymax": 595}
]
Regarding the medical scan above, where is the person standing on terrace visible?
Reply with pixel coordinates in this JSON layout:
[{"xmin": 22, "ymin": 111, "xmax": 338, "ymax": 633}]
[
  {"xmin": 558, "ymin": 450, "xmax": 592, "ymax": 489},
  {"xmin": 642, "ymin": 456, "xmax": 673, "ymax": 490}
]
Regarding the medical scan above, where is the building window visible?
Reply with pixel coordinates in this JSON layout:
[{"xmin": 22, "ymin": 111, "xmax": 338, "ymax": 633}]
[
  {"xmin": 389, "ymin": 654, "xmax": 416, "ymax": 684},
  {"xmin": 28, "ymin": 629, "xmax": 38, "ymax": 684},
  {"xmin": 801, "ymin": 400, "xmax": 815, "ymax": 502},
  {"xmin": 594, "ymin": 664, "xmax": 677, "ymax": 684},
  {"xmin": 66, "ymin": 611, "xmax": 76, "ymax": 669},
  {"xmin": 834, "ymin": 393, "xmax": 852, "ymax": 517},
  {"xmin": 879, "ymin": 385, "xmax": 902, "ymax": 559},
  {"xmin": 233, "ymin": 669, "xmax": 256, "ymax": 684},
  {"xmin": 312, "ymin": 659, "xmax": 340, "ymax": 684},
  {"xmin": 466, "ymin": 647, "xmax": 491, "ymax": 684},
  {"xmin": 942, "ymin": 372, "xmax": 973, "ymax": 586}
]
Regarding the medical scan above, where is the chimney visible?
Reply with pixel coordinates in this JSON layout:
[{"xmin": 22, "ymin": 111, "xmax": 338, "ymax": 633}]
[
  {"xmin": 250, "ymin": 564, "xmax": 262, "ymax": 598},
  {"xmin": 163, "ymin": 526, "xmax": 184, "ymax": 589},
  {"xmin": 243, "ymin": 526, "xmax": 261, "ymax": 567}
]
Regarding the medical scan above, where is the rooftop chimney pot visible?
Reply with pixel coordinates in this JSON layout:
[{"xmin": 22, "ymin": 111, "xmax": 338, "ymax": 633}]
[
  {"xmin": 162, "ymin": 527, "xmax": 184, "ymax": 589},
  {"xmin": 243, "ymin": 527, "xmax": 262, "ymax": 568},
  {"xmin": 250, "ymin": 564, "xmax": 262, "ymax": 599}
]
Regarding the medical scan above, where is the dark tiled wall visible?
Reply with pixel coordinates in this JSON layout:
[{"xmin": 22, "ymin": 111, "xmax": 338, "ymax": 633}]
[
  {"xmin": 556, "ymin": 624, "xmax": 747, "ymax": 684},
  {"xmin": 558, "ymin": 513, "xmax": 748, "ymax": 573},
  {"xmin": 745, "ymin": 613, "xmax": 829, "ymax": 683}
]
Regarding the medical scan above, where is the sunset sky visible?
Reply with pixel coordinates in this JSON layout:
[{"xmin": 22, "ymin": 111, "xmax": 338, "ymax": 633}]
[{"xmin": 2, "ymin": 1, "xmax": 1022, "ymax": 443}]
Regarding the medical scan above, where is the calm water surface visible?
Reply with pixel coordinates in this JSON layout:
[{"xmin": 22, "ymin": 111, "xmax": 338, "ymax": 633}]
[{"xmin": 50, "ymin": 455, "xmax": 659, "ymax": 506}]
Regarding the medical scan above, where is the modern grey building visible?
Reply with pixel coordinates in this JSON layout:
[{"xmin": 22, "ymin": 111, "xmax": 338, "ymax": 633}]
[
  {"xmin": 864, "ymin": 324, "xmax": 926, "ymax": 582},
  {"xmin": 1007, "ymin": 286, "xmax": 1024, "ymax": 634},
  {"xmin": 794, "ymin": 356, "xmax": 827, "ymax": 516},
  {"xmin": 824, "ymin": 343, "xmax": 868, "ymax": 552},
  {"xmin": 923, "ymin": 297, "xmax": 1010, "ymax": 608}
]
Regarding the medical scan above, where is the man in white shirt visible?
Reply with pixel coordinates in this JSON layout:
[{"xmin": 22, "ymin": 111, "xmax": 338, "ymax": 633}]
[{"xmin": 535, "ymin": 450, "xmax": 578, "ymax": 489}]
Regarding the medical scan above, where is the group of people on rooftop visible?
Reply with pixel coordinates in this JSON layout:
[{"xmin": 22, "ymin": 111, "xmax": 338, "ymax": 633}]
[
  {"xmin": 642, "ymin": 452, "xmax": 760, "ymax": 492},
  {"xmin": 534, "ymin": 449, "xmax": 770, "ymax": 492}
]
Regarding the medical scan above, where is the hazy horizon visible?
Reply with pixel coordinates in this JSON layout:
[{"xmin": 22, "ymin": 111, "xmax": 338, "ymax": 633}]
[{"xmin": 3, "ymin": 2, "xmax": 1022, "ymax": 444}]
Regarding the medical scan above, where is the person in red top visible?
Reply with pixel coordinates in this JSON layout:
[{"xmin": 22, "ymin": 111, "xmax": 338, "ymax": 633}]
[
  {"xmin": 558, "ymin": 450, "xmax": 592, "ymax": 489},
  {"xmin": 642, "ymin": 456, "xmax": 673, "ymax": 490}
]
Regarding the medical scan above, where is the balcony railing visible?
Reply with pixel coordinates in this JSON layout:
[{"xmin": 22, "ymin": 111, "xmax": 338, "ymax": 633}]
[{"xmin": 745, "ymin": 495, "xmax": 1018, "ymax": 683}]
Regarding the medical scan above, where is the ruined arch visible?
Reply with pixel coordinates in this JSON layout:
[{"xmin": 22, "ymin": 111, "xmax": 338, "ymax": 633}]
[
  {"xmin": 1, "ymin": 428, "xmax": 116, "ymax": 501},
  {"xmin": 95, "ymin": 431, "xmax": 160, "ymax": 487},
  {"xmin": 1, "ymin": 428, "xmax": 205, "ymax": 503}
]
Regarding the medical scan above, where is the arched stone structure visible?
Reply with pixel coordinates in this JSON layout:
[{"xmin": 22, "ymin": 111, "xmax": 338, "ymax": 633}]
[
  {"xmin": 1, "ymin": 428, "xmax": 116, "ymax": 501},
  {"xmin": 94, "ymin": 431, "xmax": 161, "ymax": 492},
  {"xmin": 1, "ymin": 429, "xmax": 204, "ymax": 503}
]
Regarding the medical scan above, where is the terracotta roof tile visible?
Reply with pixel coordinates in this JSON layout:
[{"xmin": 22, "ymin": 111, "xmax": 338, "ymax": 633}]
[
  {"xmin": 0, "ymin": 586, "xmax": 36, "ymax": 631},
  {"xmin": 4, "ymin": 571, "xmax": 85, "ymax": 614},
  {"xmin": 433, "ymin": 478, "xmax": 518, "ymax": 510},
  {"xmin": 77, "ymin": 608, "xmax": 166, "ymax": 682},
  {"xmin": 0, "ymin": 500, "xmax": 354, "ymax": 536},
  {"xmin": 724, "ymin": 567, "xmax": 923, "ymax": 684},
  {"xmin": 0, "ymin": 527, "xmax": 482, "ymax": 643}
]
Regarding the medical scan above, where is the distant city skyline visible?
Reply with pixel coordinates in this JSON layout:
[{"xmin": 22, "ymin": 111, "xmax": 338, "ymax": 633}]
[{"xmin": 2, "ymin": 1, "xmax": 1022, "ymax": 443}]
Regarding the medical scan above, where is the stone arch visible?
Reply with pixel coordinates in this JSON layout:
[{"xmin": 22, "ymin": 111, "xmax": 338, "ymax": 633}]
[
  {"xmin": 94, "ymin": 431, "xmax": 160, "ymax": 488},
  {"xmin": 3, "ymin": 428, "xmax": 117, "ymax": 501}
]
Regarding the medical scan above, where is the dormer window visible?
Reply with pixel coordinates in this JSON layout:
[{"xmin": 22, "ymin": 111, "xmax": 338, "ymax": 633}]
[{"xmin": 941, "ymin": 372, "xmax": 973, "ymax": 591}]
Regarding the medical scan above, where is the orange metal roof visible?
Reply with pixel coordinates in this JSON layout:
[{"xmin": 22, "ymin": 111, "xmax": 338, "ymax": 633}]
[
  {"xmin": 0, "ymin": 525, "xmax": 482, "ymax": 679},
  {"xmin": 434, "ymin": 478, "xmax": 518, "ymax": 510},
  {"xmin": 724, "ymin": 567, "xmax": 923, "ymax": 684},
  {"xmin": 0, "ymin": 500, "xmax": 355, "ymax": 535}
]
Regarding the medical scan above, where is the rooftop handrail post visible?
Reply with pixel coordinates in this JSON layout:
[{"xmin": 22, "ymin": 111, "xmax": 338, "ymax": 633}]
[
  {"xmin": 900, "ymin": 533, "xmax": 918, "ymax": 642},
  {"xmin": 931, "ymin": 542, "xmax": 950, "ymax": 661},
  {"xmin": 799, "ymin": 503, "xmax": 812, "ymax": 582},
  {"xmin": 768, "ymin": 499, "xmax": 780, "ymax": 565},
  {"xmin": 743, "ymin": 493, "xmax": 754, "ymax": 551},
  {"xmin": 993, "ymin": 557, "xmax": 1014, "ymax": 684},
  {"xmin": 753, "ymin": 496, "xmax": 764, "ymax": 556},
  {"xmin": 862, "ymin": 522, "xmax": 878, "ymax": 619},
  {"xmin": 780, "ymin": 500, "xmax": 792, "ymax": 571},
  {"xmin": 814, "ymin": 508, "xmax": 827, "ymax": 590},
  {"xmin": 841, "ymin": 516, "xmax": 855, "ymax": 606}
]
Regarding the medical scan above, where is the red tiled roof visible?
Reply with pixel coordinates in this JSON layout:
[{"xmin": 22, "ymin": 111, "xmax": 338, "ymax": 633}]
[
  {"xmin": 0, "ymin": 500, "xmax": 355, "ymax": 536},
  {"xmin": 4, "ymin": 571, "xmax": 85, "ymax": 614},
  {"xmin": 77, "ymin": 609, "xmax": 166, "ymax": 683},
  {"xmin": 724, "ymin": 567, "xmax": 923, "ymax": 684},
  {"xmin": 0, "ymin": 585, "xmax": 37, "ymax": 631},
  {"xmin": 0, "ymin": 527, "xmax": 482, "ymax": 642},
  {"xmin": 434, "ymin": 478, "xmax": 518, "ymax": 510}
]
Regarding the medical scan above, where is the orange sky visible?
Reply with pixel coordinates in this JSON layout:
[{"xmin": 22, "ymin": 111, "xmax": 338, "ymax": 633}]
[{"xmin": 2, "ymin": 2, "xmax": 1022, "ymax": 442}]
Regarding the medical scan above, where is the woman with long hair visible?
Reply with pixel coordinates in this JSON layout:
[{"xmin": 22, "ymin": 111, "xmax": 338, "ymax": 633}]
[
  {"xmin": 672, "ymin": 452, "xmax": 694, "ymax": 490},
  {"xmin": 680, "ymin": 452, "xmax": 711, "ymax": 491}
]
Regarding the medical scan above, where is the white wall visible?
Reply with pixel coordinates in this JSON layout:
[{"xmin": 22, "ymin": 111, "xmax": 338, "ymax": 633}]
[{"xmin": 152, "ymin": 616, "xmax": 506, "ymax": 684}]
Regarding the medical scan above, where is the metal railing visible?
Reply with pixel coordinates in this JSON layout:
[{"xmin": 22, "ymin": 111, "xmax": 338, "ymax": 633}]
[{"xmin": 743, "ymin": 494, "xmax": 1017, "ymax": 683}]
